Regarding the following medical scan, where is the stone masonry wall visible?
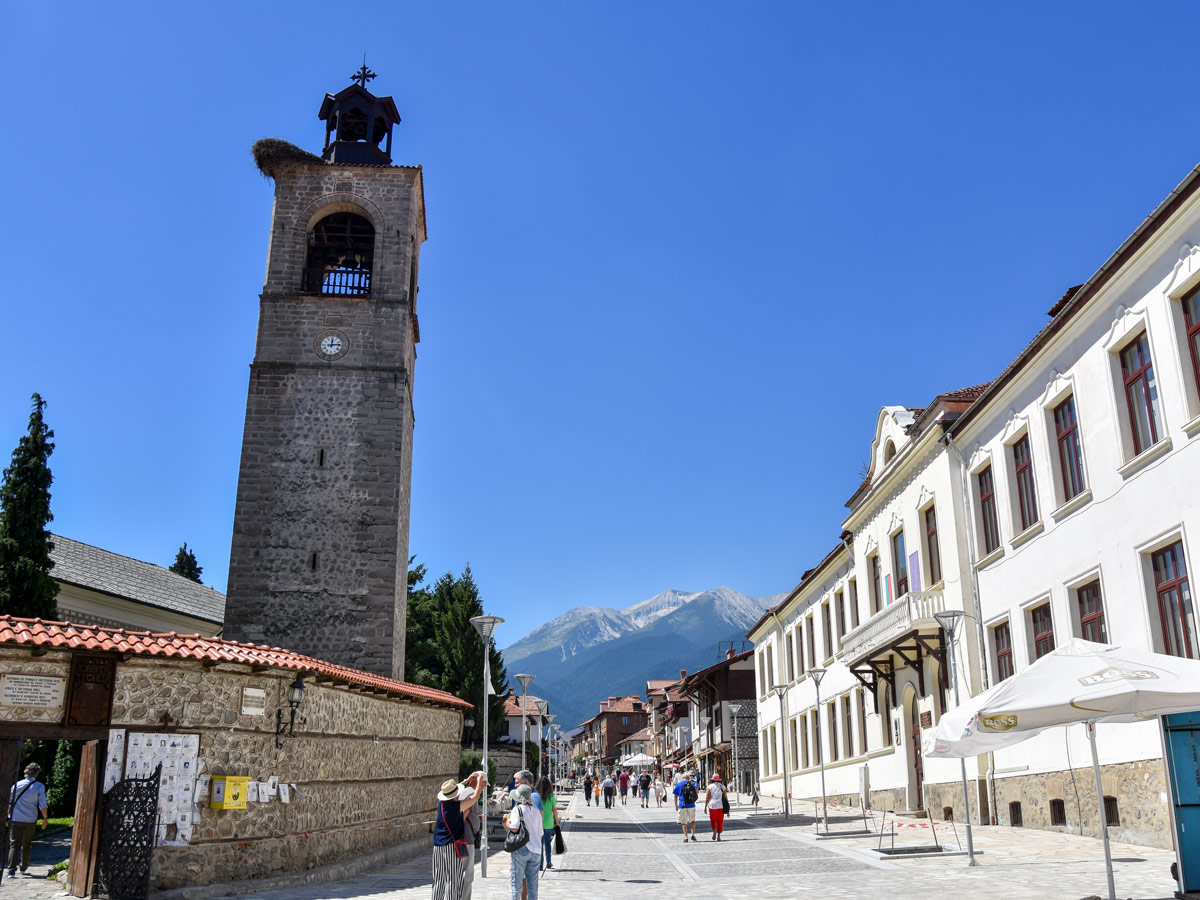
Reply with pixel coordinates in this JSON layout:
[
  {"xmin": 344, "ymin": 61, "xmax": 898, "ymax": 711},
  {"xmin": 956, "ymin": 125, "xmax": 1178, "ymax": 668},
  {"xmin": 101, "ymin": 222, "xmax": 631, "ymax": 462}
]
[
  {"xmin": 224, "ymin": 160, "xmax": 425, "ymax": 681},
  {"xmin": 0, "ymin": 649, "xmax": 462, "ymax": 892}
]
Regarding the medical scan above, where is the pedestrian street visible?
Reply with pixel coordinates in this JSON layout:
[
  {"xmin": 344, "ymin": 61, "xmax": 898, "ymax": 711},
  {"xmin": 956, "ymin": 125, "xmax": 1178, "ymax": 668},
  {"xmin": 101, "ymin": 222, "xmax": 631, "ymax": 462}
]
[{"xmin": 173, "ymin": 788, "xmax": 1179, "ymax": 900}]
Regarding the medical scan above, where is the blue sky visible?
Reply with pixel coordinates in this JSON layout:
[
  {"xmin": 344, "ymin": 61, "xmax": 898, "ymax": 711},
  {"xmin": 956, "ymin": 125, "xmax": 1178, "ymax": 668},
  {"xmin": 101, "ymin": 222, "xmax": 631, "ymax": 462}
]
[{"xmin": 3, "ymin": 3, "xmax": 1199, "ymax": 645}]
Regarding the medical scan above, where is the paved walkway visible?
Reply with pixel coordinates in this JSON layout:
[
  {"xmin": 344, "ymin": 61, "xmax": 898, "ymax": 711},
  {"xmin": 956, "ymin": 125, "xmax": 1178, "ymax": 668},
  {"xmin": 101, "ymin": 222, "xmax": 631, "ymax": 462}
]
[
  {"xmin": 179, "ymin": 789, "xmax": 1179, "ymax": 900},
  {"xmin": 0, "ymin": 827, "xmax": 71, "ymax": 900}
]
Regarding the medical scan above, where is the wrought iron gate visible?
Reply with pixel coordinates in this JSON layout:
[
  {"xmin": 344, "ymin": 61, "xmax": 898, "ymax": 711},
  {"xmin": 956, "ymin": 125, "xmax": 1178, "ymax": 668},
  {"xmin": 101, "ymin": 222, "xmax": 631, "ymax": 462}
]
[{"xmin": 97, "ymin": 763, "xmax": 160, "ymax": 900}]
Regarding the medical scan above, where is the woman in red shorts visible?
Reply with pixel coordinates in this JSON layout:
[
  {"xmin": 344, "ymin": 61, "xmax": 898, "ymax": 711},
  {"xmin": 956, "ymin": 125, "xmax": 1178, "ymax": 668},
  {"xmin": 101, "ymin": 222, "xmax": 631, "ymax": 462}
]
[{"xmin": 704, "ymin": 773, "xmax": 727, "ymax": 840}]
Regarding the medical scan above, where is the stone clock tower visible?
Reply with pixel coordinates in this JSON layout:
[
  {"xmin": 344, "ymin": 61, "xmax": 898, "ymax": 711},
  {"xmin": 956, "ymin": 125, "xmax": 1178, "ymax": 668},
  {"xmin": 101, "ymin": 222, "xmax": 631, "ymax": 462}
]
[{"xmin": 223, "ymin": 67, "xmax": 425, "ymax": 679}]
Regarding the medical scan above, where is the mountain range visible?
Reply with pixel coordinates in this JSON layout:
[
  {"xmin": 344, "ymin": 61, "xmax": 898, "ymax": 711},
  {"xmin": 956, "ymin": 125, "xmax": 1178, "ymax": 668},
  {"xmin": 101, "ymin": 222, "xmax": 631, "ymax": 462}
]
[{"xmin": 502, "ymin": 587, "xmax": 785, "ymax": 731}]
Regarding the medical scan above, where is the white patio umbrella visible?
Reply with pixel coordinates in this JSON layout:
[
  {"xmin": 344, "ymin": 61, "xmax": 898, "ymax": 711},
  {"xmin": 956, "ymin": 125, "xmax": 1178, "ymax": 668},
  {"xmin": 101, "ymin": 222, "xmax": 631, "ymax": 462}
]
[
  {"xmin": 620, "ymin": 752, "xmax": 657, "ymax": 767},
  {"xmin": 926, "ymin": 638, "xmax": 1200, "ymax": 900}
]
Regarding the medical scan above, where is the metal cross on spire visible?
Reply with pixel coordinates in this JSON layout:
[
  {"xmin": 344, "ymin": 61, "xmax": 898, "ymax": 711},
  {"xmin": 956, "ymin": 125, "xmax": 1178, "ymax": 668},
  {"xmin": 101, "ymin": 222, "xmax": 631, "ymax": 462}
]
[{"xmin": 351, "ymin": 56, "xmax": 376, "ymax": 88}]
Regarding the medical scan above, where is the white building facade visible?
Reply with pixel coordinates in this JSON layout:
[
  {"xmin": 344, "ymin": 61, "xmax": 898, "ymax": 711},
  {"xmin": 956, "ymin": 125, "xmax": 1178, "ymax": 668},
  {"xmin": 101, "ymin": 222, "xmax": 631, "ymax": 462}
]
[
  {"xmin": 947, "ymin": 161, "xmax": 1200, "ymax": 845},
  {"xmin": 750, "ymin": 158, "xmax": 1200, "ymax": 849}
]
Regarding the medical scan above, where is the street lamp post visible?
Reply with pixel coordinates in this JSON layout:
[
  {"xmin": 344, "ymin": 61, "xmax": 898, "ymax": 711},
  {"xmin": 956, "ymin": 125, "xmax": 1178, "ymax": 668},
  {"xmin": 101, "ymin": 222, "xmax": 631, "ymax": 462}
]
[
  {"xmin": 770, "ymin": 685, "xmax": 790, "ymax": 819},
  {"xmin": 516, "ymin": 673, "xmax": 535, "ymax": 773},
  {"xmin": 729, "ymin": 704, "xmax": 741, "ymax": 805},
  {"xmin": 470, "ymin": 614, "xmax": 504, "ymax": 879},
  {"xmin": 536, "ymin": 700, "xmax": 549, "ymax": 780},
  {"xmin": 810, "ymin": 668, "xmax": 829, "ymax": 833},
  {"xmin": 934, "ymin": 609, "xmax": 978, "ymax": 867}
]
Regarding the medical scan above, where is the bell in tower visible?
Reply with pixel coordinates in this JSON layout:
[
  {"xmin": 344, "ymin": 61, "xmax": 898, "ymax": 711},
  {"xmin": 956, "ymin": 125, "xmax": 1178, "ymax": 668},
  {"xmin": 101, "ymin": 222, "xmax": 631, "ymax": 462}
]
[{"xmin": 318, "ymin": 62, "xmax": 402, "ymax": 165}]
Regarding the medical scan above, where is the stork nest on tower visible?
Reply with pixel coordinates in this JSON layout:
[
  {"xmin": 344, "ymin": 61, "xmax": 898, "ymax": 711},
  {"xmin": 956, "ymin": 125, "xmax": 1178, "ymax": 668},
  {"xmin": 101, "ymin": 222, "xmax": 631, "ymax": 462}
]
[{"xmin": 252, "ymin": 138, "xmax": 325, "ymax": 177}]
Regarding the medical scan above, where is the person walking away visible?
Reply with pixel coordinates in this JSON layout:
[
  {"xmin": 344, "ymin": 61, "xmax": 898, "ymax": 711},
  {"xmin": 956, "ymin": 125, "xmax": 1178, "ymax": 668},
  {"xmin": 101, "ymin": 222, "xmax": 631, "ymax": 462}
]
[
  {"xmin": 637, "ymin": 771, "xmax": 652, "ymax": 808},
  {"xmin": 535, "ymin": 777, "xmax": 558, "ymax": 870},
  {"xmin": 601, "ymin": 774, "xmax": 616, "ymax": 809},
  {"xmin": 511, "ymin": 771, "xmax": 542, "ymax": 900},
  {"xmin": 505, "ymin": 785, "xmax": 544, "ymax": 900},
  {"xmin": 582, "ymin": 773, "xmax": 593, "ymax": 807},
  {"xmin": 673, "ymin": 770, "xmax": 699, "ymax": 843},
  {"xmin": 704, "ymin": 773, "xmax": 726, "ymax": 841},
  {"xmin": 432, "ymin": 772, "xmax": 485, "ymax": 900},
  {"xmin": 6, "ymin": 763, "xmax": 48, "ymax": 877},
  {"xmin": 618, "ymin": 770, "xmax": 630, "ymax": 805},
  {"xmin": 653, "ymin": 774, "xmax": 666, "ymax": 808},
  {"xmin": 460, "ymin": 774, "xmax": 487, "ymax": 900}
]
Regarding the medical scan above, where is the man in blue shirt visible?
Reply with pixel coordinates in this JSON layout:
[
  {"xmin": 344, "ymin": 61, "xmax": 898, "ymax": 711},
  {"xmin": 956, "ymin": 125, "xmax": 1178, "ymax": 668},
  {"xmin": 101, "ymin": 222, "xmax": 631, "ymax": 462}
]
[
  {"xmin": 673, "ymin": 769, "xmax": 699, "ymax": 843},
  {"xmin": 7, "ymin": 763, "xmax": 49, "ymax": 876}
]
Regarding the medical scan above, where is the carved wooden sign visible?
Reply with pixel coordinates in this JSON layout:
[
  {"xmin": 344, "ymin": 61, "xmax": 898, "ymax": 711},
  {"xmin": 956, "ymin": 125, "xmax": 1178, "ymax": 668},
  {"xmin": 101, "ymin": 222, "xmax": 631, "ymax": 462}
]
[{"xmin": 66, "ymin": 653, "xmax": 117, "ymax": 727}]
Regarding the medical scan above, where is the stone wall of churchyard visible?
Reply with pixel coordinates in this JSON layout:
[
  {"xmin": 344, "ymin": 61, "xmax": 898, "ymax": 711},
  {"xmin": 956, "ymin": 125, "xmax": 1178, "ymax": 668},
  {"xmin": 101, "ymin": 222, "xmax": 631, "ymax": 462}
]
[{"xmin": 0, "ymin": 649, "xmax": 463, "ymax": 891}]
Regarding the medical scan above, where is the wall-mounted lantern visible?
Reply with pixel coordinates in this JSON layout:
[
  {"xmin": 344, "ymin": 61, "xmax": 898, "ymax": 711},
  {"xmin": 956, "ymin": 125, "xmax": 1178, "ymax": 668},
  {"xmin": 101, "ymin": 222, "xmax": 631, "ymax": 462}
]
[{"xmin": 275, "ymin": 673, "xmax": 307, "ymax": 748}]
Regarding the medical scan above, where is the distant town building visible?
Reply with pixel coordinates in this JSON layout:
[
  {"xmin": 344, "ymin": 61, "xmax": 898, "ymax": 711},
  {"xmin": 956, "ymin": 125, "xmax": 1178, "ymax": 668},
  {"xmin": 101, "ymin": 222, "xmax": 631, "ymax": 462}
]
[
  {"xmin": 573, "ymin": 695, "xmax": 648, "ymax": 770},
  {"xmin": 677, "ymin": 649, "xmax": 758, "ymax": 791}
]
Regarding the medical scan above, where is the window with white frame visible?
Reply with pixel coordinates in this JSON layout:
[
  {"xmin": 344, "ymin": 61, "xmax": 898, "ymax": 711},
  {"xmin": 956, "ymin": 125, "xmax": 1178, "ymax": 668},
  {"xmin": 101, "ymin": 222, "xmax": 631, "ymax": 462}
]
[
  {"xmin": 1119, "ymin": 332, "xmax": 1164, "ymax": 456},
  {"xmin": 849, "ymin": 578, "xmax": 860, "ymax": 629},
  {"xmin": 1076, "ymin": 579, "xmax": 1107, "ymax": 642},
  {"xmin": 977, "ymin": 465, "xmax": 1001, "ymax": 555},
  {"xmin": 785, "ymin": 632, "xmax": 795, "ymax": 682},
  {"xmin": 1151, "ymin": 541, "xmax": 1195, "ymax": 659},
  {"xmin": 870, "ymin": 553, "xmax": 883, "ymax": 613},
  {"xmin": 1011, "ymin": 434, "xmax": 1040, "ymax": 532},
  {"xmin": 923, "ymin": 504, "xmax": 942, "ymax": 586},
  {"xmin": 1029, "ymin": 602, "xmax": 1055, "ymax": 659},
  {"xmin": 827, "ymin": 702, "xmax": 839, "ymax": 762},
  {"xmin": 892, "ymin": 530, "xmax": 909, "ymax": 597},
  {"xmin": 992, "ymin": 620, "xmax": 1014, "ymax": 681},
  {"xmin": 1179, "ymin": 283, "xmax": 1200, "ymax": 415},
  {"xmin": 1053, "ymin": 396, "xmax": 1086, "ymax": 502}
]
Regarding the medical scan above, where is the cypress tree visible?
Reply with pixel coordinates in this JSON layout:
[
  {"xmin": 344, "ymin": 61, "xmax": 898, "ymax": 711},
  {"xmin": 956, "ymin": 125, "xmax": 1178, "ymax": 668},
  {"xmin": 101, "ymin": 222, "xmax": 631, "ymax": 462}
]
[
  {"xmin": 0, "ymin": 394, "xmax": 57, "ymax": 618},
  {"xmin": 168, "ymin": 542, "xmax": 203, "ymax": 583}
]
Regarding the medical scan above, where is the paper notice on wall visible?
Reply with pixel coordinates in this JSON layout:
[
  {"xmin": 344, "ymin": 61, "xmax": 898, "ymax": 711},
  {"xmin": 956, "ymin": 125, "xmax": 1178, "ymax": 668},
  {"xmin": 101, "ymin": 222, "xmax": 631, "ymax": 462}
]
[
  {"xmin": 176, "ymin": 822, "xmax": 193, "ymax": 845},
  {"xmin": 196, "ymin": 774, "xmax": 211, "ymax": 807},
  {"xmin": 278, "ymin": 782, "xmax": 290, "ymax": 804},
  {"xmin": 104, "ymin": 728, "xmax": 127, "ymax": 793},
  {"xmin": 289, "ymin": 783, "xmax": 303, "ymax": 800},
  {"xmin": 265, "ymin": 776, "xmax": 279, "ymax": 798},
  {"xmin": 245, "ymin": 781, "xmax": 260, "ymax": 803}
]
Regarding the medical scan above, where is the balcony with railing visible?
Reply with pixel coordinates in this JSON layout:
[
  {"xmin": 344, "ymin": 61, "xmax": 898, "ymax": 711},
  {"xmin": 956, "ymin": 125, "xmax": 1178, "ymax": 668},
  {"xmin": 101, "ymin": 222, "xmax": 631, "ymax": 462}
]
[{"xmin": 840, "ymin": 589, "xmax": 947, "ymax": 663}]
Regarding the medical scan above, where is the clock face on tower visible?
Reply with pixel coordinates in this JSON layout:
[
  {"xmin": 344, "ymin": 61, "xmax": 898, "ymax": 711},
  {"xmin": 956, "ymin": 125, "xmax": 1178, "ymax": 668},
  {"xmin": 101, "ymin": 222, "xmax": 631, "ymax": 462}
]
[{"xmin": 314, "ymin": 329, "xmax": 349, "ymax": 361}]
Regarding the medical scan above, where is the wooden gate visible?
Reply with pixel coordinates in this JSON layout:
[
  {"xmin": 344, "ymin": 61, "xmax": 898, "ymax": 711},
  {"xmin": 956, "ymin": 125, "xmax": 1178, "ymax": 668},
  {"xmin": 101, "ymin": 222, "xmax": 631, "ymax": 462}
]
[
  {"xmin": 67, "ymin": 740, "xmax": 102, "ymax": 897},
  {"xmin": 0, "ymin": 737, "xmax": 22, "ymax": 888}
]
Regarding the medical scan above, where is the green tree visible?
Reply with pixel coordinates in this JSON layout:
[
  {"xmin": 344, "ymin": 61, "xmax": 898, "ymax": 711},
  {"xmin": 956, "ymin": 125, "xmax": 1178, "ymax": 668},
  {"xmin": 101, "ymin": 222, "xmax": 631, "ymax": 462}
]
[
  {"xmin": 168, "ymin": 542, "xmax": 203, "ymax": 583},
  {"xmin": 0, "ymin": 394, "xmax": 57, "ymax": 618},
  {"xmin": 405, "ymin": 561, "xmax": 509, "ymax": 745},
  {"xmin": 46, "ymin": 740, "xmax": 83, "ymax": 817}
]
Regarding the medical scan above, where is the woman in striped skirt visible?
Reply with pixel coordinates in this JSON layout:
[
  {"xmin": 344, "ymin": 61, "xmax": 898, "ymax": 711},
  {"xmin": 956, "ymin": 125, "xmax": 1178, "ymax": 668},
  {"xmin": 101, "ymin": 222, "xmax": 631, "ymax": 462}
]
[{"xmin": 433, "ymin": 773, "xmax": 485, "ymax": 900}]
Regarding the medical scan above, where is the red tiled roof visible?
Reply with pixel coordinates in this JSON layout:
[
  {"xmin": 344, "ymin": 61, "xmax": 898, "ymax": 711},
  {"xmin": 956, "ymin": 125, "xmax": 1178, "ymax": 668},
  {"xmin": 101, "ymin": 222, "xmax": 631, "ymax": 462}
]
[
  {"xmin": 0, "ymin": 616, "xmax": 469, "ymax": 709},
  {"xmin": 501, "ymin": 692, "xmax": 547, "ymax": 717},
  {"xmin": 939, "ymin": 381, "xmax": 993, "ymax": 402},
  {"xmin": 600, "ymin": 695, "xmax": 647, "ymax": 714},
  {"xmin": 619, "ymin": 727, "xmax": 652, "ymax": 745}
]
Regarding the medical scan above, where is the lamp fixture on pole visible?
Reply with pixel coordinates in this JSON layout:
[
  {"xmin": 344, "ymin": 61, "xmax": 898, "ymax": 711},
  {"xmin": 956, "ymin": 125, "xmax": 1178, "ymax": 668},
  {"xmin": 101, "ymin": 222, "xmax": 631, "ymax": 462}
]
[
  {"xmin": 470, "ymin": 614, "xmax": 504, "ymax": 878},
  {"xmin": 809, "ymin": 668, "xmax": 828, "ymax": 833},
  {"xmin": 275, "ymin": 673, "xmax": 307, "ymax": 749},
  {"xmin": 770, "ymin": 685, "xmax": 790, "ymax": 819},
  {"xmin": 516, "ymin": 673, "xmax": 535, "ymax": 774},
  {"xmin": 933, "ymin": 608, "xmax": 977, "ymax": 867},
  {"xmin": 536, "ymin": 699, "xmax": 549, "ymax": 780},
  {"xmin": 729, "ymin": 703, "xmax": 741, "ymax": 804}
]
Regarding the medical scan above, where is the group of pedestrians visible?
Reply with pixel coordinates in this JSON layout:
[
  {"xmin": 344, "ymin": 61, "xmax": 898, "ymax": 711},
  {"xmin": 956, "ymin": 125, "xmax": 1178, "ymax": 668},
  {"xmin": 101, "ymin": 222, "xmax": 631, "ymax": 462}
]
[
  {"xmin": 433, "ymin": 766, "xmax": 732, "ymax": 900},
  {"xmin": 581, "ymin": 770, "xmax": 670, "ymax": 808},
  {"xmin": 578, "ymin": 767, "xmax": 731, "ymax": 841}
]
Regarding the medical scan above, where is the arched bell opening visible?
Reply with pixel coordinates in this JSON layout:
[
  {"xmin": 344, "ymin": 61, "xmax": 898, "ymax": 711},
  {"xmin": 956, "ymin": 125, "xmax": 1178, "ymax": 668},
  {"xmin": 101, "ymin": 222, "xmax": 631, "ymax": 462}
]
[{"xmin": 302, "ymin": 212, "xmax": 375, "ymax": 296}]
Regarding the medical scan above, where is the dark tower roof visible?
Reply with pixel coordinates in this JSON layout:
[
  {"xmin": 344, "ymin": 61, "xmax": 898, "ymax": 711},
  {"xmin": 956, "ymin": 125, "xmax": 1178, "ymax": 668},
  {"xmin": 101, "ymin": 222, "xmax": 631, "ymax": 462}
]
[{"xmin": 318, "ymin": 79, "xmax": 401, "ymax": 166}]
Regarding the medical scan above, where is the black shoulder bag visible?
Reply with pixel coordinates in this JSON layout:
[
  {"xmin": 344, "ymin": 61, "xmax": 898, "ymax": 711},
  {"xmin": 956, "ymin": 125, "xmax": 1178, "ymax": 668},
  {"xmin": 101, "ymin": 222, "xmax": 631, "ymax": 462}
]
[{"xmin": 503, "ymin": 810, "xmax": 530, "ymax": 853}]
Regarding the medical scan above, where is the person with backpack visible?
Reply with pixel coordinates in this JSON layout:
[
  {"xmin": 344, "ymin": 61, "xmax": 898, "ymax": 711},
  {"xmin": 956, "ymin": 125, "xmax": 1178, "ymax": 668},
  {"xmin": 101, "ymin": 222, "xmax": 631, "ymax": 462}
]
[
  {"xmin": 6, "ymin": 763, "xmax": 48, "ymax": 877},
  {"xmin": 673, "ymin": 770, "xmax": 699, "ymax": 842},
  {"xmin": 704, "ymin": 772, "xmax": 727, "ymax": 841},
  {"xmin": 582, "ymin": 773, "xmax": 593, "ymax": 807}
]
